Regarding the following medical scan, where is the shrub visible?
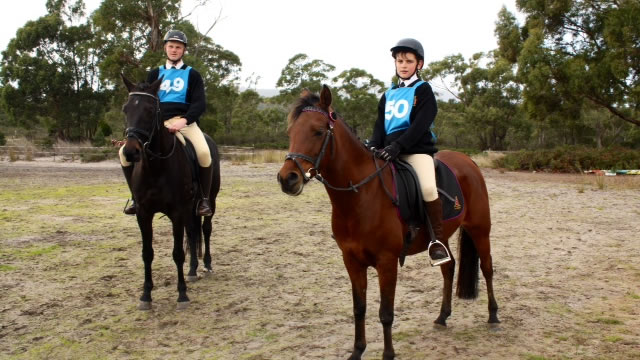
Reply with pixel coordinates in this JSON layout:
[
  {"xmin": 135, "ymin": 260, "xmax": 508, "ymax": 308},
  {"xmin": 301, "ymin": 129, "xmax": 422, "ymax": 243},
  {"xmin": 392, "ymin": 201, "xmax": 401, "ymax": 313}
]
[
  {"xmin": 0, "ymin": 131, "xmax": 5, "ymax": 146},
  {"xmin": 495, "ymin": 146, "xmax": 640, "ymax": 173}
]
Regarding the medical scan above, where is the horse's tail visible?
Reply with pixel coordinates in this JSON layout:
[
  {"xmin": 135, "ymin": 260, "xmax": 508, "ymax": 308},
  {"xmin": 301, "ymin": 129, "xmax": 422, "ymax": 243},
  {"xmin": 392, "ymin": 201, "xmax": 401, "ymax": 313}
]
[
  {"xmin": 456, "ymin": 227, "xmax": 479, "ymax": 299},
  {"xmin": 184, "ymin": 220, "xmax": 204, "ymax": 258}
]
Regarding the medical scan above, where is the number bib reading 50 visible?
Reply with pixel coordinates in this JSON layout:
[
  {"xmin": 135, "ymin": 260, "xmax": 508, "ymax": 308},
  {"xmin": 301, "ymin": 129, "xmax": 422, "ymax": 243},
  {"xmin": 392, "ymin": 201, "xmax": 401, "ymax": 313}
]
[
  {"xmin": 383, "ymin": 80, "xmax": 424, "ymax": 135},
  {"xmin": 158, "ymin": 66, "xmax": 191, "ymax": 104}
]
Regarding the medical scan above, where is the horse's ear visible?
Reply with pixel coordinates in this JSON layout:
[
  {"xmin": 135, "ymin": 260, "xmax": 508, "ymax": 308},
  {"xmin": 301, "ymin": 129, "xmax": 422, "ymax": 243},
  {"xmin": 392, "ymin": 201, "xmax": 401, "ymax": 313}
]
[
  {"xmin": 300, "ymin": 88, "xmax": 311, "ymax": 98},
  {"xmin": 121, "ymin": 73, "xmax": 136, "ymax": 93},
  {"xmin": 319, "ymin": 84, "xmax": 332, "ymax": 108},
  {"xmin": 149, "ymin": 76, "xmax": 164, "ymax": 94}
]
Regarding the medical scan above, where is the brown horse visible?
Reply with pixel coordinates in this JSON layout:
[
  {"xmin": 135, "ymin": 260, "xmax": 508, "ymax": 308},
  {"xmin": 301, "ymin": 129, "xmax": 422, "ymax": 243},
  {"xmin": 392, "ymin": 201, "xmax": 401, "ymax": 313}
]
[{"xmin": 277, "ymin": 85, "xmax": 499, "ymax": 359}]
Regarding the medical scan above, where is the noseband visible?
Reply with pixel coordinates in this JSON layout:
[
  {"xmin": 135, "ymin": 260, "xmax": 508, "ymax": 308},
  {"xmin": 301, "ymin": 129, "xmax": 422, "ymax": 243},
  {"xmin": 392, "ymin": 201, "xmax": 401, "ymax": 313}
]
[{"xmin": 125, "ymin": 91, "xmax": 176, "ymax": 159}]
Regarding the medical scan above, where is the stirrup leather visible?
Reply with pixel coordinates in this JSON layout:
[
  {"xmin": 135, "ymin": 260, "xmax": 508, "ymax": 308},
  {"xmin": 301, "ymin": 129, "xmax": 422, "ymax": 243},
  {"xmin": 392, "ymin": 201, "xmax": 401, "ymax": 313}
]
[{"xmin": 427, "ymin": 239, "xmax": 452, "ymax": 266}]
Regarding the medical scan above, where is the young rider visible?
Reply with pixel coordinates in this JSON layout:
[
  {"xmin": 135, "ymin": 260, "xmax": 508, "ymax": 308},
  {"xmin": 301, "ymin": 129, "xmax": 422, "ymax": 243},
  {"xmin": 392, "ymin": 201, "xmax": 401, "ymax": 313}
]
[
  {"xmin": 369, "ymin": 38, "xmax": 450, "ymax": 266},
  {"xmin": 120, "ymin": 29, "xmax": 214, "ymax": 217}
]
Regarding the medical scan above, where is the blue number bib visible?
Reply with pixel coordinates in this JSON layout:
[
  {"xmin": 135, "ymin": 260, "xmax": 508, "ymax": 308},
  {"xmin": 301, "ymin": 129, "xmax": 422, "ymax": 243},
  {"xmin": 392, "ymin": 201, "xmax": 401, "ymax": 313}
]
[
  {"xmin": 158, "ymin": 66, "xmax": 191, "ymax": 104},
  {"xmin": 383, "ymin": 80, "xmax": 424, "ymax": 135}
]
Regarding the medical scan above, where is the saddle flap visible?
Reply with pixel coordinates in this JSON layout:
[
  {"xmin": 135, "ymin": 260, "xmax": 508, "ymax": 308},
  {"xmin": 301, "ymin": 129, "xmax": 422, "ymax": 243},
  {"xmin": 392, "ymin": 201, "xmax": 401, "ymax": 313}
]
[{"xmin": 392, "ymin": 158, "xmax": 464, "ymax": 225}]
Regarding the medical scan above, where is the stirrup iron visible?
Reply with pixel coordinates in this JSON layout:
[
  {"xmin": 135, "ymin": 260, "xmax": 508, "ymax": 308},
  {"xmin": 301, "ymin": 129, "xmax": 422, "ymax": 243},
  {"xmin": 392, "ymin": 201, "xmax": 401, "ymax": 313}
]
[{"xmin": 428, "ymin": 239, "xmax": 451, "ymax": 266}]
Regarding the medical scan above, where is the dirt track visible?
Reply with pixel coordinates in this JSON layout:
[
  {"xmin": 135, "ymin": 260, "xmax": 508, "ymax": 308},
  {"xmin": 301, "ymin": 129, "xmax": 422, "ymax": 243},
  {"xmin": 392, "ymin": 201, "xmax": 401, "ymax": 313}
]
[{"xmin": 0, "ymin": 159, "xmax": 639, "ymax": 359}]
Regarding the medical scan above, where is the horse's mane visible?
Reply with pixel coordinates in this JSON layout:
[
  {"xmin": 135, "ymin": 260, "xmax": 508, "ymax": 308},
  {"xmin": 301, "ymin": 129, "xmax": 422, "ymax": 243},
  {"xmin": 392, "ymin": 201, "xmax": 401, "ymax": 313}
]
[
  {"xmin": 287, "ymin": 91, "xmax": 362, "ymax": 142},
  {"xmin": 287, "ymin": 93, "xmax": 320, "ymax": 131}
]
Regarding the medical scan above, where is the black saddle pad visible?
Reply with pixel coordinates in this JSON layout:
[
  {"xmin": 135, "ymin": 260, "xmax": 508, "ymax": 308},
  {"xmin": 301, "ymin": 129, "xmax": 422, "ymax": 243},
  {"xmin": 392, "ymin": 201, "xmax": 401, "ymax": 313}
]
[{"xmin": 393, "ymin": 158, "xmax": 464, "ymax": 225}]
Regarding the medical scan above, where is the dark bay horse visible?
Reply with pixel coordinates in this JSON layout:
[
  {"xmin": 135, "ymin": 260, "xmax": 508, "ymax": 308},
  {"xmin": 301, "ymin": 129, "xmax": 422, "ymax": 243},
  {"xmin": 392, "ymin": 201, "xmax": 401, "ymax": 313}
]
[
  {"xmin": 121, "ymin": 74, "xmax": 220, "ymax": 310},
  {"xmin": 277, "ymin": 85, "xmax": 499, "ymax": 359}
]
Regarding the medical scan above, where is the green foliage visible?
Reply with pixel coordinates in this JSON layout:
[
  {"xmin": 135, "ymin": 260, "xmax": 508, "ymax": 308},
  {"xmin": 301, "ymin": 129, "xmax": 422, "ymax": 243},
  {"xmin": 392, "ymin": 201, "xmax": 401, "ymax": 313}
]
[
  {"xmin": 496, "ymin": 146, "xmax": 640, "ymax": 172},
  {"xmin": 0, "ymin": 0, "xmax": 108, "ymax": 141},
  {"xmin": 511, "ymin": 0, "xmax": 640, "ymax": 127},
  {"xmin": 423, "ymin": 52, "xmax": 523, "ymax": 150},
  {"xmin": 276, "ymin": 54, "xmax": 336, "ymax": 104},
  {"xmin": 332, "ymin": 68, "xmax": 385, "ymax": 139},
  {"xmin": 0, "ymin": 130, "xmax": 5, "ymax": 146}
]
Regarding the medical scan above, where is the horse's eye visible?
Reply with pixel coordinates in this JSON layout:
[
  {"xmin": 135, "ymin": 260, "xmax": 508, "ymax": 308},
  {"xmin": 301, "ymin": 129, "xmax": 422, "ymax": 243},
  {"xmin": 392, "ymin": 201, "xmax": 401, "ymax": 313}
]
[{"xmin": 314, "ymin": 130, "xmax": 324, "ymax": 137}]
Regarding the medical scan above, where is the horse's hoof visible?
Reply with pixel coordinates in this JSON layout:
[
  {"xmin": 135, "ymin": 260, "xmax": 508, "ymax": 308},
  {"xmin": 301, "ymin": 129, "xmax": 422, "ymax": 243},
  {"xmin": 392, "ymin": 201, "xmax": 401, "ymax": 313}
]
[
  {"xmin": 433, "ymin": 321, "xmax": 447, "ymax": 329},
  {"xmin": 176, "ymin": 301, "xmax": 190, "ymax": 310},
  {"xmin": 138, "ymin": 301, "xmax": 152, "ymax": 310},
  {"xmin": 433, "ymin": 316, "xmax": 447, "ymax": 328},
  {"xmin": 186, "ymin": 275, "xmax": 199, "ymax": 282}
]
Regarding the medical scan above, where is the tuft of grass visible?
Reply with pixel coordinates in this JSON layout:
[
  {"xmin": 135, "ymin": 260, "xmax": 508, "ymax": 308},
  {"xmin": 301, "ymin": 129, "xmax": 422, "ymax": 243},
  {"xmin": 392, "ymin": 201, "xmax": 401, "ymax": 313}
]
[
  {"xmin": 595, "ymin": 174, "xmax": 606, "ymax": 190},
  {"xmin": 604, "ymin": 335, "xmax": 623, "ymax": 343},
  {"xmin": 594, "ymin": 317, "xmax": 623, "ymax": 325},
  {"xmin": 0, "ymin": 264, "xmax": 17, "ymax": 271}
]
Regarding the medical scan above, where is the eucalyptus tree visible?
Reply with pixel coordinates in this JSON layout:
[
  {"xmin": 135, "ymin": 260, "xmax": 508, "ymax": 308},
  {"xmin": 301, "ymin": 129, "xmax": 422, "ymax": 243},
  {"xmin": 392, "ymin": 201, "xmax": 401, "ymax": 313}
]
[
  {"xmin": 332, "ymin": 68, "xmax": 385, "ymax": 139},
  {"xmin": 423, "ymin": 52, "xmax": 523, "ymax": 150},
  {"xmin": 499, "ymin": 1, "xmax": 640, "ymax": 128},
  {"xmin": 0, "ymin": 0, "xmax": 108, "ymax": 140},
  {"xmin": 275, "ymin": 53, "xmax": 335, "ymax": 104}
]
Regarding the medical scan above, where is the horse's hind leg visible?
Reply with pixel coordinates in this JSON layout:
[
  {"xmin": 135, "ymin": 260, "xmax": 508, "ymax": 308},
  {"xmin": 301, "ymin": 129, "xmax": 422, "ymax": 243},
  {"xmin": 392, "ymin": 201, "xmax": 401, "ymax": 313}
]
[
  {"xmin": 435, "ymin": 240, "xmax": 455, "ymax": 326},
  {"xmin": 171, "ymin": 220, "xmax": 190, "ymax": 309},
  {"xmin": 469, "ymin": 228, "xmax": 499, "ymax": 324},
  {"xmin": 478, "ymin": 237, "xmax": 499, "ymax": 323},
  {"xmin": 202, "ymin": 215, "xmax": 213, "ymax": 273},
  {"xmin": 185, "ymin": 216, "xmax": 200, "ymax": 282}
]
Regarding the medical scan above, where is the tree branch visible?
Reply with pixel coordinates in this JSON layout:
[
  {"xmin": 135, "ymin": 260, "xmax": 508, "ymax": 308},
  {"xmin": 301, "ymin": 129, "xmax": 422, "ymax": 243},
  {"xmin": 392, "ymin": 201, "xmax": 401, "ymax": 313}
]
[{"xmin": 586, "ymin": 95, "xmax": 640, "ymax": 127}]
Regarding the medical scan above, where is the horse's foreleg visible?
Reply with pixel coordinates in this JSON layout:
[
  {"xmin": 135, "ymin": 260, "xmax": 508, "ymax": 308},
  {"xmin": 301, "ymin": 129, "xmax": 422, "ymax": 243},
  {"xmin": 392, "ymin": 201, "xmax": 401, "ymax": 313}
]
[
  {"xmin": 202, "ymin": 215, "xmax": 213, "ymax": 273},
  {"xmin": 377, "ymin": 257, "xmax": 398, "ymax": 360},
  {"xmin": 137, "ymin": 214, "xmax": 154, "ymax": 310},
  {"xmin": 344, "ymin": 255, "xmax": 367, "ymax": 360},
  {"xmin": 171, "ymin": 220, "xmax": 190, "ymax": 309},
  {"xmin": 435, "ymin": 241, "xmax": 455, "ymax": 326}
]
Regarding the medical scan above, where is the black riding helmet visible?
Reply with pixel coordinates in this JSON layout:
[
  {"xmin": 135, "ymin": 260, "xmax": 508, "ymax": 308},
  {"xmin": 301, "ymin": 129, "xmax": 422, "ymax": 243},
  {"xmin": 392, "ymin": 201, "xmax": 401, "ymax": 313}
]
[
  {"xmin": 390, "ymin": 38, "xmax": 424, "ymax": 60},
  {"xmin": 163, "ymin": 30, "xmax": 188, "ymax": 46}
]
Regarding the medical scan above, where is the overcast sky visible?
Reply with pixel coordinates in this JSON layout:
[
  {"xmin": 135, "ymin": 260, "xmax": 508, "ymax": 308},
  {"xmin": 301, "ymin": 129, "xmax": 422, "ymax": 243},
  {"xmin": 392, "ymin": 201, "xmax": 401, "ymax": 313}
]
[{"xmin": 1, "ymin": 0, "xmax": 522, "ymax": 92}]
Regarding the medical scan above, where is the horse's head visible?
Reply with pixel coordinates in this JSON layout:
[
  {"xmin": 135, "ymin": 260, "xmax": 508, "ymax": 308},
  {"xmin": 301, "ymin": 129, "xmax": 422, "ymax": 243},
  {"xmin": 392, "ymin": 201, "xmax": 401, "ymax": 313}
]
[
  {"xmin": 278, "ymin": 85, "xmax": 337, "ymax": 195},
  {"xmin": 121, "ymin": 74, "xmax": 163, "ymax": 163}
]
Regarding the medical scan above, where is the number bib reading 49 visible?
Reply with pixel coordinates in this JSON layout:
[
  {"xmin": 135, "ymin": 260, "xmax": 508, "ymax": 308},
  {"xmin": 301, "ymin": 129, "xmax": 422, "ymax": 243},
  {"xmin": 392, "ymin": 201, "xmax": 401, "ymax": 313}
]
[
  {"xmin": 157, "ymin": 66, "xmax": 191, "ymax": 104},
  {"xmin": 383, "ymin": 80, "xmax": 424, "ymax": 135}
]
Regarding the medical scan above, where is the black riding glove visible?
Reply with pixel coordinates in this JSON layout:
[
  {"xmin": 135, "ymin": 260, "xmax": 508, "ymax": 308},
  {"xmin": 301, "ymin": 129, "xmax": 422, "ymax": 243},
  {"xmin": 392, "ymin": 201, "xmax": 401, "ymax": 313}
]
[{"xmin": 375, "ymin": 142, "xmax": 401, "ymax": 161}]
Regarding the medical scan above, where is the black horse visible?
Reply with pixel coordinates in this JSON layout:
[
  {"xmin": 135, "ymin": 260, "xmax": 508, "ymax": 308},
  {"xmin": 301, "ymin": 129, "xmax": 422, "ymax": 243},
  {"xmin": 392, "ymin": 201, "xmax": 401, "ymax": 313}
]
[{"xmin": 120, "ymin": 74, "xmax": 220, "ymax": 310}]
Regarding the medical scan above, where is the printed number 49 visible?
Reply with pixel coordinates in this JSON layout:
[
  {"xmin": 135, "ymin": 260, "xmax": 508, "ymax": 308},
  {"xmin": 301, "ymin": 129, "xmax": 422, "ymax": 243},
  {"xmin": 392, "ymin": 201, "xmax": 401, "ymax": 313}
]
[{"xmin": 160, "ymin": 78, "xmax": 185, "ymax": 93}]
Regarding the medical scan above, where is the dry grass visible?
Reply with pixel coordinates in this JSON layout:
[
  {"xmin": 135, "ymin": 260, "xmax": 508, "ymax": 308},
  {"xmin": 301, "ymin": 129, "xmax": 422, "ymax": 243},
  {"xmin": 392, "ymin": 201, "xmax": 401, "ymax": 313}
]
[{"xmin": 471, "ymin": 151, "xmax": 506, "ymax": 168}]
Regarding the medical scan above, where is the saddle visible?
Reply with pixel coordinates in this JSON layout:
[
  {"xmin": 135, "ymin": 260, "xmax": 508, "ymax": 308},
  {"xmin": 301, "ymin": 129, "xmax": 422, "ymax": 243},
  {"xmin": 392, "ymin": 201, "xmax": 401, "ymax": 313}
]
[
  {"xmin": 174, "ymin": 133, "xmax": 201, "ymax": 190},
  {"xmin": 392, "ymin": 157, "xmax": 464, "ymax": 226}
]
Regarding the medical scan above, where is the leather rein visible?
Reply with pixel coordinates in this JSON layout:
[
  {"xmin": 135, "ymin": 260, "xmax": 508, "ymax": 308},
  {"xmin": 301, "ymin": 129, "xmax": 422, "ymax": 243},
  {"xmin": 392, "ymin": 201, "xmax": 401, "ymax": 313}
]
[
  {"xmin": 285, "ymin": 106, "xmax": 396, "ymax": 200},
  {"xmin": 125, "ymin": 91, "xmax": 177, "ymax": 160}
]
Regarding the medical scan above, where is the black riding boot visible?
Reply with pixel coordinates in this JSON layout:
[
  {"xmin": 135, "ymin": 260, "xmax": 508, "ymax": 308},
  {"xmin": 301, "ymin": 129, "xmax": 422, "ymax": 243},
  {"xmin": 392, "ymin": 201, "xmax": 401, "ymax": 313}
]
[
  {"xmin": 425, "ymin": 198, "xmax": 451, "ymax": 266},
  {"xmin": 197, "ymin": 165, "xmax": 214, "ymax": 216},
  {"xmin": 121, "ymin": 165, "xmax": 136, "ymax": 215}
]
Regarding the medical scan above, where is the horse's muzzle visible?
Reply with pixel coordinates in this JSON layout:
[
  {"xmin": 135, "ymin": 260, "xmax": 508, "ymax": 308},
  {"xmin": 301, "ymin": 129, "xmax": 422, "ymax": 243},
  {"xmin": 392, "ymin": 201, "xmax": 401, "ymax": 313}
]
[
  {"xmin": 277, "ymin": 169, "xmax": 304, "ymax": 196},
  {"xmin": 123, "ymin": 139, "xmax": 142, "ymax": 163}
]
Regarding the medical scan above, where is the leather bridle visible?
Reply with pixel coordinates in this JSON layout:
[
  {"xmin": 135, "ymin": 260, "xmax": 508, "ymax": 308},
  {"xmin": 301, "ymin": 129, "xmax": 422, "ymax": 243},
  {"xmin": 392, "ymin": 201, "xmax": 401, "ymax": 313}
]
[{"xmin": 125, "ymin": 91, "xmax": 176, "ymax": 160}]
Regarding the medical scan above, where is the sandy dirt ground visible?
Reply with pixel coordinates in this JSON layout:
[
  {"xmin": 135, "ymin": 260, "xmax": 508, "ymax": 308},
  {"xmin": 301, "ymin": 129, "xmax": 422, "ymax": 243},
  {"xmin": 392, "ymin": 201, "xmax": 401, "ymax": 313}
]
[{"xmin": 0, "ymin": 159, "xmax": 639, "ymax": 359}]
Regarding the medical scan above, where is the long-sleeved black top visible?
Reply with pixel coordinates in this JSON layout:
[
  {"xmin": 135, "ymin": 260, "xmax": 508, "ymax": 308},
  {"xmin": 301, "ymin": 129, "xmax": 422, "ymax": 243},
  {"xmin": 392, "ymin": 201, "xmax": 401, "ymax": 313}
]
[
  {"xmin": 370, "ymin": 79, "xmax": 438, "ymax": 156},
  {"xmin": 146, "ymin": 65, "xmax": 206, "ymax": 125}
]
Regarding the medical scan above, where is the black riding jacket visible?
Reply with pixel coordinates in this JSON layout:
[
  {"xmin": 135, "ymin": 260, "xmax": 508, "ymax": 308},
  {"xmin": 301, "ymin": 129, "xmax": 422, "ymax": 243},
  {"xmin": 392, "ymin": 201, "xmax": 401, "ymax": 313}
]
[
  {"xmin": 370, "ymin": 79, "xmax": 438, "ymax": 156},
  {"xmin": 146, "ymin": 65, "xmax": 206, "ymax": 125}
]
